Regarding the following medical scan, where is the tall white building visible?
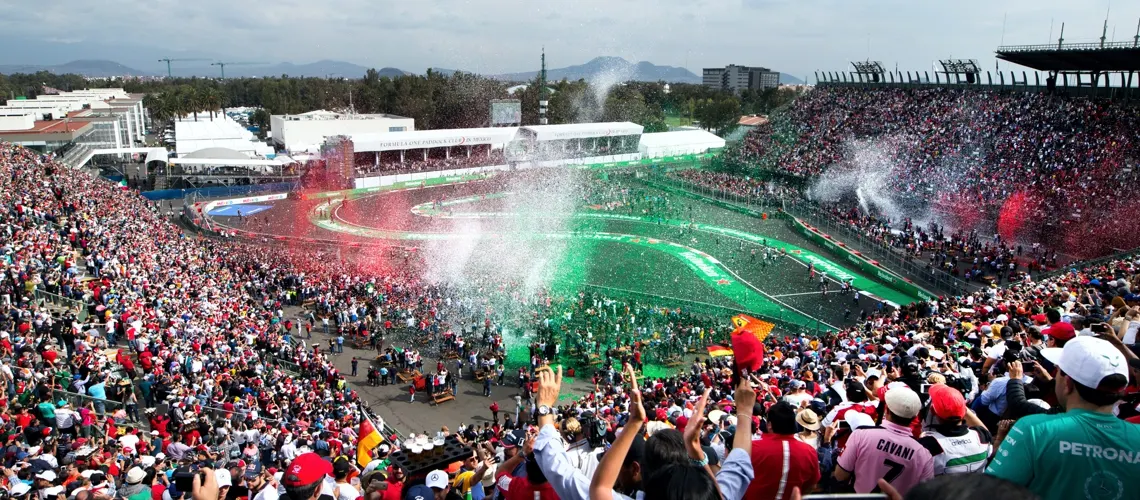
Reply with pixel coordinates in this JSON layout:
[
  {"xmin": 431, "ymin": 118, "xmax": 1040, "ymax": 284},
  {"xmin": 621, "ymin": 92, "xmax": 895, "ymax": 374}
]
[{"xmin": 270, "ymin": 110, "xmax": 414, "ymax": 153}]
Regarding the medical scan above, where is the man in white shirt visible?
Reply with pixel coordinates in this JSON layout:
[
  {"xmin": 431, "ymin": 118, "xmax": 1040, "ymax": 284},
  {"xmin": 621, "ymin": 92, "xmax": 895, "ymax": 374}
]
[{"xmin": 55, "ymin": 402, "xmax": 78, "ymax": 436}]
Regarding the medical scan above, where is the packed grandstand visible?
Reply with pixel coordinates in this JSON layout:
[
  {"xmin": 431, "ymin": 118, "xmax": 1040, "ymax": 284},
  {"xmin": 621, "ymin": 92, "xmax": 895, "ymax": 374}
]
[{"xmin": 2, "ymin": 82, "xmax": 1140, "ymax": 500}]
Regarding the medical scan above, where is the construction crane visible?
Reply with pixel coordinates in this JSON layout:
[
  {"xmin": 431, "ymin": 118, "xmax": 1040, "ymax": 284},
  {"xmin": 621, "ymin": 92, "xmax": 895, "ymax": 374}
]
[
  {"xmin": 157, "ymin": 58, "xmax": 209, "ymax": 78},
  {"xmin": 210, "ymin": 62, "xmax": 265, "ymax": 79}
]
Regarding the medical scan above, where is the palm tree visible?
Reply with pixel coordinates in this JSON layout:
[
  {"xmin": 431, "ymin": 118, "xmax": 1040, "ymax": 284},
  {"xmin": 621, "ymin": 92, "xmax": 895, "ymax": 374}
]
[
  {"xmin": 184, "ymin": 87, "xmax": 202, "ymax": 122},
  {"xmin": 202, "ymin": 88, "xmax": 222, "ymax": 121}
]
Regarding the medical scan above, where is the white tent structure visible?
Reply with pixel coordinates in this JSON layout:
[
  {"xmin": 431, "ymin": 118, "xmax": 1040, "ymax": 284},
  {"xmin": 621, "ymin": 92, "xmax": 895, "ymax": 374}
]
[
  {"xmin": 638, "ymin": 130, "xmax": 726, "ymax": 157},
  {"xmin": 169, "ymin": 147, "xmax": 297, "ymax": 173},
  {"xmin": 174, "ymin": 115, "xmax": 273, "ymax": 157}
]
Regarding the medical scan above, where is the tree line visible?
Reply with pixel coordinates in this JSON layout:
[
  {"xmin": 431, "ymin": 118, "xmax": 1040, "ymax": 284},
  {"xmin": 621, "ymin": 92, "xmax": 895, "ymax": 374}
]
[{"xmin": 0, "ymin": 69, "xmax": 803, "ymax": 137}]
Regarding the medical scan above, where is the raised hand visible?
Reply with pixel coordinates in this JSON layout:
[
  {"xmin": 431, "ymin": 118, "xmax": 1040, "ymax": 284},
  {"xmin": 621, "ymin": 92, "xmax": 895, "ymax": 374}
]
[{"xmin": 536, "ymin": 365, "xmax": 562, "ymax": 408}]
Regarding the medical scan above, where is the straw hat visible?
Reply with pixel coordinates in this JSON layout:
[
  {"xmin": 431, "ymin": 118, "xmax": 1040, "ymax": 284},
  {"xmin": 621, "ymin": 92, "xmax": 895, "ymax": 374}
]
[{"xmin": 795, "ymin": 409, "xmax": 821, "ymax": 431}]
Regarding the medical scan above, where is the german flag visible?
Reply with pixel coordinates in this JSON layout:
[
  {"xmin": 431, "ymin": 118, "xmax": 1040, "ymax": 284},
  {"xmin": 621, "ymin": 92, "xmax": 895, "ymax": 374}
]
[
  {"xmin": 706, "ymin": 344, "xmax": 733, "ymax": 357},
  {"xmin": 357, "ymin": 415, "xmax": 384, "ymax": 467}
]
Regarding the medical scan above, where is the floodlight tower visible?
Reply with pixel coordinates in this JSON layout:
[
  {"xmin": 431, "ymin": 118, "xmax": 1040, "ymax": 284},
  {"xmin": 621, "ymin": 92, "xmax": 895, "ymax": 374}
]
[{"xmin": 539, "ymin": 48, "xmax": 549, "ymax": 125}]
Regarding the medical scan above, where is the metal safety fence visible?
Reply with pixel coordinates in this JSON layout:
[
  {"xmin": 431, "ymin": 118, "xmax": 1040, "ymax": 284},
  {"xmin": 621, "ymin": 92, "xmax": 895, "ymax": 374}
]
[{"xmin": 35, "ymin": 289, "xmax": 89, "ymax": 322}]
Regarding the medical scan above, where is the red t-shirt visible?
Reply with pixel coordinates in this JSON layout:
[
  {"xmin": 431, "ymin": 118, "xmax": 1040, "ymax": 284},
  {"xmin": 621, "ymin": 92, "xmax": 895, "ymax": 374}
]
[
  {"xmin": 377, "ymin": 479, "xmax": 402, "ymax": 500},
  {"xmin": 744, "ymin": 434, "xmax": 821, "ymax": 500},
  {"xmin": 501, "ymin": 476, "xmax": 558, "ymax": 500}
]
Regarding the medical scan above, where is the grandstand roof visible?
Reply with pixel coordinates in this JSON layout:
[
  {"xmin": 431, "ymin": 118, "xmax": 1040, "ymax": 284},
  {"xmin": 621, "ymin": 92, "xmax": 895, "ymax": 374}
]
[
  {"xmin": 520, "ymin": 122, "xmax": 643, "ymax": 142},
  {"xmin": 351, "ymin": 127, "xmax": 519, "ymax": 153},
  {"xmin": 996, "ymin": 42, "xmax": 1140, "ymax": 72}
]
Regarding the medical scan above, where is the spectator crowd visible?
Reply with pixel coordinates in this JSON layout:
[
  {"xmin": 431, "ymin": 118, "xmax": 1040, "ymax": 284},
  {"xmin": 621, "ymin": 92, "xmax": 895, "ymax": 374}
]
[
  {"xmin": 720, "ymin": 87, "xmax": 1140, "ymax": 258},
  {"xmin": 1, "ymin": 97, "xmax": 1140, "ymax": 500}
]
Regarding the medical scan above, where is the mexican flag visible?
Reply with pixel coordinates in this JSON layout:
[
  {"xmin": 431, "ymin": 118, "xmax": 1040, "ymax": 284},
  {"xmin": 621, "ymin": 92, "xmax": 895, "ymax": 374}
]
[{"xmin": 117, "ymin": 179, "xmax": 128, "ymax": 190}]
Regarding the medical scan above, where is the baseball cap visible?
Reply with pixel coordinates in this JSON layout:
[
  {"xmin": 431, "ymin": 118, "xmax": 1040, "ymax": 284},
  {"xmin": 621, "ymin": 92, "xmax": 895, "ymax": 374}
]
[
  {"xmin": 332, "ymin": 456, "xmax": 352, "ymax": 475},
  {"xmin": 928, "ymin": 384, "xmax": 966, "ymax": 420},
  {"xmin": 42, "ymin": 487, "xmax": 63, "ymax": 497},
  {"xmin": 244, "ymin": 461, "xmax": 263, "ymax": 479},
  {"xmin": 282, "ymin": 452, "xmax": 332, "ymax": 487},
  {"xmin": 10, "ymin": 483, "xmax": 31, "ymax": 496},
  {"xmin": 214, "ymin": 469, "xmax": 232, "ymax": 489},
  {"xmin": 1040, "ymin": 337, "xmax": 1130, "ymax": 392},
  {"xmin": 35, "ymin": 471, "xmax": 57, "ymax": 482},
  {"xmin": 404, "ymin": 484, "xmax": 435, "ymax": 500},
  {"xmin": 884, "ymin": 387, "xmax": 922, "ymax": 419},
  {"xmin": 424, "ymin": 469, "xmax": 449, "ymax": 489},
  {"xmin": 845, "ymin": 379, "xmax": 868, "ymax": 402},
  {"xmin": 500, "ymin": 429, "xmax": 526, "ymax": 449},
  {"xmin": 1043, "ymin": 322, "xmax": 1076, "ymax": 342}
]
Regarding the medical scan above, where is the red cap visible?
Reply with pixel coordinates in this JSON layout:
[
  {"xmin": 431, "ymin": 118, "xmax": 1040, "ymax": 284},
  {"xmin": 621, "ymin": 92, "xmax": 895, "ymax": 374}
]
[
  {"xmin": 1043, "ymin": 322, "xmax": 1076, "ymax": 342},
  {"xmin": 283, "ymin": 453, "xmax": 332, "ymax": 488},
  {"xmin": 929, "ymin": 384, "xmax": 966, "ymax": 420},
  {"xmin": 674, "ymin": 415, "xmax": 689, "ymax": 430},
  {"xmin": 1031, "ymin": 314, "xmax": 1048, "ymax": 325}
]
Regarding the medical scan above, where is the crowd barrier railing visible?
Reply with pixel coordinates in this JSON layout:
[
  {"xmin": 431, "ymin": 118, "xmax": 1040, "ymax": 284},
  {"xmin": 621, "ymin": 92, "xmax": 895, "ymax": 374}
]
[
  {"xmin": 35, "ymin": 289, "xmax": 89, "ymax": 322},
  {"xmin": 575, "ymin": 283, "xmax": 823, "ymax": 337}
]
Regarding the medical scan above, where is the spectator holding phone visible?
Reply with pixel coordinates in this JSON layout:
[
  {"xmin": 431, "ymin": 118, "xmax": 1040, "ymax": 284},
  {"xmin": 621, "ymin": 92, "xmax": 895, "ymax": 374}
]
[{"xmin": 986, "ymin": 337, "xmax": 1140, "ymax": 500}]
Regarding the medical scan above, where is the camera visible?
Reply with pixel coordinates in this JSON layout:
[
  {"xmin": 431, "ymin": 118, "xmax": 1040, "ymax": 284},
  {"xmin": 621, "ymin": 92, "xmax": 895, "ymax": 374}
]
[{"xmin": 174, "ymin": 466, "xmax": 205, "ymax": 492}]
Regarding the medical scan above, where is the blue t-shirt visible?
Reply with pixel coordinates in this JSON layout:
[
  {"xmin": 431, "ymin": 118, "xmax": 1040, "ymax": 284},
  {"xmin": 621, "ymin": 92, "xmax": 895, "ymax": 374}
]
[{"xmin": 87, "ymin": 383, "xmax": 106, "ymax": 400}]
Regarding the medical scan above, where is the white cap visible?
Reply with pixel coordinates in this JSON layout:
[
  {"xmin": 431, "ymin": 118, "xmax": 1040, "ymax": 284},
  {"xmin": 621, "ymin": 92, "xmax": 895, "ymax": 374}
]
[
  {"xmin": 864, "ymin": 369, "xmax": 882, "ymax": 380},
  {"xmin": 35, "ymin": 470, "xmax": 57, "ymax": 482},
  {"xmin": 10, "ymin": 483, "xmax": 31, "ymax": 496},
  {"xmin": 425, "ymin": 470, "xmax": 448, "ymax": 489},
  {"xmin": 140, "ymin": 456, "xmax": 156, "ymax": 468},
  {"xmin": 42, "ymin": 486, "xmax": 64, "ymax": 497},
  {"xmin": 885, "ymin": 387, "xmax": 922, "ymax": 419},
  {"xmin": 1041, "ymin": 337, "xmax": 1130, "ymax": 390},
  {"xmin": 215, "ymin": 469, "xmax": 233, "ymax": 488}
]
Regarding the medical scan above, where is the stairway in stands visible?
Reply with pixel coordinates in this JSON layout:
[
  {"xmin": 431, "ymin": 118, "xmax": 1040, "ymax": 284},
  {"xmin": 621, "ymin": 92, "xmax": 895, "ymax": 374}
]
[{"xmin": 58, "ymin": 144, "xmax": 94, "ymax": 169}]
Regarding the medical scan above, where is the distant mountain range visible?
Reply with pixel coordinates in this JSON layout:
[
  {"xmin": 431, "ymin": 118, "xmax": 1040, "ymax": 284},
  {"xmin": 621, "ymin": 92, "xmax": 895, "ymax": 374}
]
[
  {"xmin": 0, "ymin": 59, "xmax": 409, "ymax": 79},
  {"xmin": 0, "ymin": 50, "xmax": 803, "ymax": 85},
  {"xmin": 439, "ymin": 57, "xmax": 802, "ymax": 85},
  {"xmin": 0, "ymin": 59, "xmax": 146, "ymax": 77}
]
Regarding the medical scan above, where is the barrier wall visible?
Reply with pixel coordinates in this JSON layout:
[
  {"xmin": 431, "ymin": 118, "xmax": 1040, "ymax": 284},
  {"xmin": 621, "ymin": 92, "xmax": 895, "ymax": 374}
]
[
  {"xmin": 353, "ymin": 165, "xmax": 508, "ymax": 189},
  {"xmin": 317, "ymin": 172, "xmax": 495, "ymax": 201},
  {"xmin": 142, "ymin": 182, "xmax": 299, "ymax": 201}
]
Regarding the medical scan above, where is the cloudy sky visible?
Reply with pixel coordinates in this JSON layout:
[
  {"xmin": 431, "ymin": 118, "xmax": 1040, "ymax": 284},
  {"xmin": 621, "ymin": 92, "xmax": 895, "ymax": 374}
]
[{"xmin": 2, "ymin": 0, "xmax": 1134, "ymax": 77}]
